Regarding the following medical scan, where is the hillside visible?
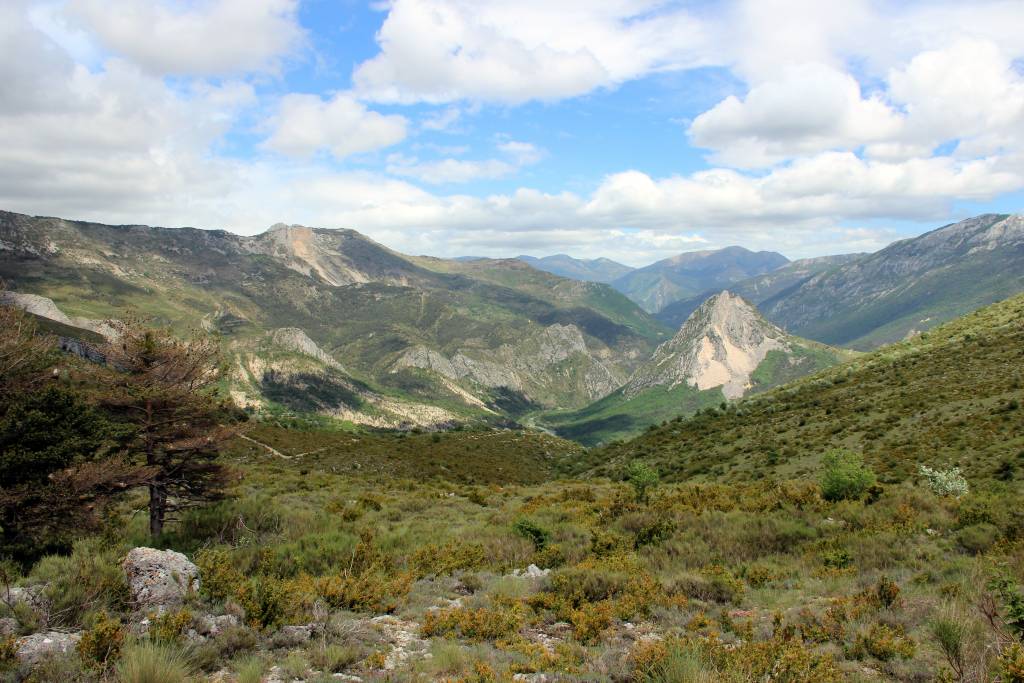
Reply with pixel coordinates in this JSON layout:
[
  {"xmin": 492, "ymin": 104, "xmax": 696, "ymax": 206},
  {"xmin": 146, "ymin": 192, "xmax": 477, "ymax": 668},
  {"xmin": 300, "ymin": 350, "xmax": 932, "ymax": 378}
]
[
  {"xmin": 655, "ymin": 253, "xmax": 865, "ymax": 329},
  {"xmin": 759, "ymin": 214, "xmax": 1024, "ymax": 349},
  {"xmin": 610, "ymin": 246, "xmax": 789, "ymax": 313},
  {"xmin": 516, "ymin": 253, "xmax": 634, "ymax": 283},
  {"xmin": 580, "ymin": 292, "xmax": 1024, "ymax": 482},
  {"xmin": 539, "ymin": 292, "xmax": 850, "ymax": 445},
  {"xmin": 0, "ymin": 210, "xmax": 665, "ymax": 425}
]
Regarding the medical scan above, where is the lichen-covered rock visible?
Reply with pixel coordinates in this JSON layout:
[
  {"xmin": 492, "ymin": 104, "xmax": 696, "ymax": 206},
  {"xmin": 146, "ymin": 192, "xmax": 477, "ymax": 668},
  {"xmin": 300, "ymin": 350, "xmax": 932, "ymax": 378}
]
[
  {"xmin": 15, "ymin": 631, "xmax": 81, "ymax": 664},
  {"xmin": 122, "ymin": 547, "xmax": 200, "ymax": 608},
  {"xmin": 0, "ymin": 617, "xmax": 17, "ymax": 637},
  {"xmin": 195, "ymin": 614, "xmax": 239, "ymax": 637}
]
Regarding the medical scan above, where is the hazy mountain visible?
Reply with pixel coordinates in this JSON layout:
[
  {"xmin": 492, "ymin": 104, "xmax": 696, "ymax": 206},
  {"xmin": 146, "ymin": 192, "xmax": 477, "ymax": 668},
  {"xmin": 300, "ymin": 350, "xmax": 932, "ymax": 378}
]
[
  {"xmin": 655, "ymin": 253, "xmax": 866, "ymax": 329},
  {"xmin": 516, "ymin": 254, "xmax": 634, "ymax": 283},
  {"xmin": 540, "ymin": 291, "xmax": 849, "ymax": 445},
  {"xmin": 0, "ymin": 210, "xmax": 668, "ymax": 427},
  {"xmin": 610, "ymin": 246, "xmax": 789, "ymax": 313},
  {"xmin": 760, "ymin": 214, "xmax": 1024, "ymax": 349}
]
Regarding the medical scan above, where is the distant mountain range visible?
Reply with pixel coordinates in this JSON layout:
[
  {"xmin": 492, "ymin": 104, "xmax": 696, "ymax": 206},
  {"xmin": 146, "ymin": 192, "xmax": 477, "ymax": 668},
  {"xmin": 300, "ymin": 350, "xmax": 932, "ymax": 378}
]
[
  {"xmin": 607, "ymin": 246, "xmax": 790, "ymax": 313},
  {"xmin": 516, "ymin": 254, "xmax": 634, "ymax": 283},
  {"xmin": 758, "ymin": 214, "xmax": 1024, "ymax": 348},
  {"xmin": 655, "ymin": 254, "xmax": 866, "ymax": 329},
  {"xmin": 2, "ymin": 208, "xmax": 1022, "ymax": 442}
]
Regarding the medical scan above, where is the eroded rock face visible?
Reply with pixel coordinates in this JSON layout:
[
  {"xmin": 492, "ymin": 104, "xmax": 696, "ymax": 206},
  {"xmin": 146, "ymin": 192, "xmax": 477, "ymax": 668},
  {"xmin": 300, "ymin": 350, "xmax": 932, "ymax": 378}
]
[
  {"xmin": 15, "ymin": 631, "xmax": 81, "ymax": 665},
  {"xmin": 624, "ymin": 291, "xmax": 787, "ymax": 400},
  {"xmin": 122, "ymin": 548, "xmax": 200, "ymax": 609}
]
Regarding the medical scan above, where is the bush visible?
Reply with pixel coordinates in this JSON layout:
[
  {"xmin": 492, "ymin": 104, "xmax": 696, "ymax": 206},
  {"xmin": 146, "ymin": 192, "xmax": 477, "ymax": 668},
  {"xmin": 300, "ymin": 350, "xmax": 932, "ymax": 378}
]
[
  {"xmin": 77, "ymin": 611, "xmax": 125, "ymax": 668},
  {"xmin": 956, "ymin": 523, "xmax": 1000, "ymax": 554},
  {"xmin": 626, "ymin": 461, "xmax": 659, "ymax": 503},
  {"xmin": 852, "ymin": 623, "xmax": 916, "ymax": 661},
  {"xmin": 820, "ymin": 450, "xmax": 876, "ymax": 502},
  {"xmin": 513, "ymin": 519, "xmax": 550, "ymax": 551},
  {"xmin": 116, "ymin": 641, "xmax": 193, "ymax": 683},
  {"xmin": 919, "ymin": 465, "xmax": 969, "ymax": 498}
]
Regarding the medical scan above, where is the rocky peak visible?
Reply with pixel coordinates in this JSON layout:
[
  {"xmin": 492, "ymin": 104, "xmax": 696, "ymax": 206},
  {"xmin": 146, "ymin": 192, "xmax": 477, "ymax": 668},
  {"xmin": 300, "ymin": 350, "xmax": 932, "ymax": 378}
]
[{"xmin": 624, "ymin": 291, "xmax": 788, "ymax": 399}]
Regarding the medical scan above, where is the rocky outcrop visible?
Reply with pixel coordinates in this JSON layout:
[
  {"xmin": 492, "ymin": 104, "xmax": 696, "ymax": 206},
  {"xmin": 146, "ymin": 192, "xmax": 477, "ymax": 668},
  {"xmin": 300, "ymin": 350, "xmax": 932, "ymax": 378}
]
[
  {"xmin": 269, "ymin": 328, "xmax": 344, "ymax": 370},
  {"xmin": 625, "ymin": 291, "xmax": 787, "ymax": 400},
  {"xmin": 122, "ymin": 548, "xmax": 200, "ymax": 609},
  {"xmin": 15, "ymin": 632, "xmax": 81, "ymax": 665},
  {"xmin": 0, "ymin": 290, "xmax": 115, "ymax": 340},
  {"xmin": 393, "ymin": 323, "xmax": 623, "ymax": 406}
]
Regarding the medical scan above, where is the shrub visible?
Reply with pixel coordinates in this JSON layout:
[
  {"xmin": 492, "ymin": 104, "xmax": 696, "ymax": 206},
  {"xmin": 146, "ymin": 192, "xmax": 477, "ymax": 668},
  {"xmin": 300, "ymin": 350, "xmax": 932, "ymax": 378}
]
[
  {"xmin": 149, "ymin": 608, "xmax": 192, "ymax": 644},
  {"xmin": 852, "ymin": 623, "xmax": 916, "ymax": 661},
  {"xmin": 513, "ymin": 519, "xmax": 550, "ymax": 551},
  {"xmin": 116, "ymin": 641, "xmax": 193, "ymax": 683},
  {"xmin": 626, "ymin": 461, "xmax": 660, "ymax": 503},
  {"xmin": 930, "ymin": 616, "xmax": 966, "ymax": 680},
  {"xmin": 919, "ymin": 465, "xmax": 969, "ymax": 498},
  {"xmin": 820, "ymin": 450, "xmax": 876, "ymax": 502},
  {"xmin": 421, "ymin": 604, "xmax": 525, "ymax": 641},
  {"xmin": 957, "ymin": 523, "xmax": 1000, "ymax": 554},
  {"xmin": 411, "ymin": 541, "xmax": 486, "ymax": 577},
  {"xmin": 77, "ymin": 611, "xmax": 125, "ymax": 668},
  {"xmin": 999, "ymin": 642, "xmax": 1024, "ymax": 682},
  {"xmin": 310, "ymin": 643, "xmax": 361, "ymax": 673}
]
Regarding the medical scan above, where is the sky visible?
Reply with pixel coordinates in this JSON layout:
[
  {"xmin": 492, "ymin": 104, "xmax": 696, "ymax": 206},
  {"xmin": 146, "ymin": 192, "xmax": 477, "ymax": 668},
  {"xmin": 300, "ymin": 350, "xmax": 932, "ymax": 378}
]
[{"xmin": 2, "ymin": 0, "xmax": 1024, "ymax": 266}]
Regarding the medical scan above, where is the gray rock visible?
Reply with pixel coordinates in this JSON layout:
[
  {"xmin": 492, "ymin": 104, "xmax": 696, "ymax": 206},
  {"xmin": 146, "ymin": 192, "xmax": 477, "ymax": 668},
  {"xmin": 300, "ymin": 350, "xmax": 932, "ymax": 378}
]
[
  {"xmin": 196, "ymin": 614, "xmax": 240, "ymax": 637},
  {"xmin": 0, "ymin": 617, "xmax": 17, "ymax": 637},
  {"xmin": 122, "ymin": 547, "xmax": 200, "ymax": 608},
  {"xmin": 15, "ymin": 631, "xmax": 81, "ymax": 665}
]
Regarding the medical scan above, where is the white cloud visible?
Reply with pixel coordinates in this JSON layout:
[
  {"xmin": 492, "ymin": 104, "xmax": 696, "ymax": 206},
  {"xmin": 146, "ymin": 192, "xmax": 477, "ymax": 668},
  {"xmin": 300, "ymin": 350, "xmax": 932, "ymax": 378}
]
[
  {"xmin": 384, "ymin": 140, "xmax": 544, "ymax": 184},
  {"xmin": 385, "ymin": 155, "xmax": 517, "ymax": 184},
  {"xmin": 65, "ymin": 0, "xmax": 304, "ymax": 76},
  {"xmin": 263, "ymin": 93, "xmax": 408, "ymax": 159},
  {"xmin": 353, "ymin": 0, "xmax": 712, "ymax": 104},
  {"xmin": 689, "ymin": 64, "xmax": 903, "ymax": 168}
]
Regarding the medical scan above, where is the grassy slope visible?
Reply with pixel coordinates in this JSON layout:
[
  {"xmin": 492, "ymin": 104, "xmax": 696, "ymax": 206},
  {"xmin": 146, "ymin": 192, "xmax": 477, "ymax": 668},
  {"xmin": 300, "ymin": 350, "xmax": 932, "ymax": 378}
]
[{"xmin": 579, "ymin": 293, "xmax": 1024, "ymax": 483}]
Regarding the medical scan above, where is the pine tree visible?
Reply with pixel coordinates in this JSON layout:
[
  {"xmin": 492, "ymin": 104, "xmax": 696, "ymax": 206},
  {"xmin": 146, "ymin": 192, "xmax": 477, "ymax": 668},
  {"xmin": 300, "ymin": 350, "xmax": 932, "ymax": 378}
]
[{"xmin": 100, "ymin": 319, "xmax": 236, "ymax": 538}]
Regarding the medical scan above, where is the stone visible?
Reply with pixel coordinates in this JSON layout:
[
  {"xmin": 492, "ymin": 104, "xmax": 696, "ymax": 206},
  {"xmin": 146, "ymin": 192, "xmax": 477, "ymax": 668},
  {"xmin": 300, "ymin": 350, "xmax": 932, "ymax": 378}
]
[
  {"xmin": 195, "ymin": 614, "xmax": 239, "ymax": 637},
  {"xmin": 0, "ymin": 618, "xmax": 17, "ymax": 637},
  {"xmin": 122, "ymin": 547, "xmax": 200, "ymax": 608},
  {"xmin": 15, "ymin": 631, "xmax": 81, "ymax": 665}
]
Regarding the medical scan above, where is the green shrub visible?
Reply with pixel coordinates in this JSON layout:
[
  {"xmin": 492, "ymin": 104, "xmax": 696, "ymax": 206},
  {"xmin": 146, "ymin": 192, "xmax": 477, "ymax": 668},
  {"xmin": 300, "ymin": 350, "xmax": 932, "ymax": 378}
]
[
  {"xmin": 626, "ymin": 461, "xmax": 659, "ymax": 503},
  {"xmin": 956, "ymin": 523, "xmax": 1000, "ymax": 554},
  {"xmin": 28, "ymin": 538, "xmax": 130, "ymax": 628},
  {"xmin": 116, "ymin": 641, "xmax": 193, "ymax": 683},
  {"xmin": 234, "ymin": 656, "xmax": 265, "ymax": 683},
  {"xmin": 820, "ymin": 450, "xmax": 876, "ymax": 502},
  {"xmin": 77, "ymin": 611, "xmax": 125, "ymax": 668},
  {"xmin": 310, "ymin": 643, "xmax": 361, "ymax": 673},
  {"xmin": 513, "ymin": 519, "xmax": 550, "ymax": 551}
]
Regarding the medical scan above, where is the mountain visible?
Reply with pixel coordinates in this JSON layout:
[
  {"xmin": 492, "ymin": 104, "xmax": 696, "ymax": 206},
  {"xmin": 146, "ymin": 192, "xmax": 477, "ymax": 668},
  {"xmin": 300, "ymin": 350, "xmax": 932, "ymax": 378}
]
[
  {"xmin": 578, "ymin": 291, "xmax": 1024, "ymax": 482},
  {"xmin": 759, "ymin": 214, "xmax": 1024, "ymax": 349},
  {"xmin": 0, "ymin": 210, "xmax": 668, "ymax": 427},
  {"xmin": 538, "ymin": 291, "xmax": 850, "ymax": 445},
  {"xmin": 516, "ymin": 254, "xmax": 634, "ymax": 283},
  {"xmin": 610, "ymin": 246, "xmax": 789, "ymax": 313},
  {"xmin": 655, "ymin": 253, "xmax": 866, "ymax": 329}
]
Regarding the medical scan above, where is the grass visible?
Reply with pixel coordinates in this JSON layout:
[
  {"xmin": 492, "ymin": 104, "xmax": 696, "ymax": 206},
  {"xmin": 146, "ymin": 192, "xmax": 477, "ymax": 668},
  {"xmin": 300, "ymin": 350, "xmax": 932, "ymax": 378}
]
[{"xmin": 115, "ymin": 642, "xmax": 192, "ymax": 683}]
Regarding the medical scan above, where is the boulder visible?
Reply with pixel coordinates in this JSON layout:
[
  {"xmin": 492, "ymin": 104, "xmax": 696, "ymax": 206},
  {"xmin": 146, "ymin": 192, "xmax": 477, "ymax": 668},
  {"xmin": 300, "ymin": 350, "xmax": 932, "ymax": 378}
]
[
  {"xmin": 195, "ymin": 614, "xmax": 240, "ymax": 637},
  {"xmin": 0, "ymin": 617, "xmax": 17, "ymax": 637},
  {"xmin": 122, "ymin": 548, "xmax": 200, "ymax": 609},
  {"xmin": 15, "ymin": 631, "xmax": 81, "ymax": 665}
]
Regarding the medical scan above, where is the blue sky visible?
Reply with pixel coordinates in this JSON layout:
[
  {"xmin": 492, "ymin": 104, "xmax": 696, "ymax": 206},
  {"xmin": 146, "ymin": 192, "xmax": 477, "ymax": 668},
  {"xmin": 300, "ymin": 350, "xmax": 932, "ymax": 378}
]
[{"xmin": 3, "ymin": 0, "xmax": 1024, "ymax": 265}]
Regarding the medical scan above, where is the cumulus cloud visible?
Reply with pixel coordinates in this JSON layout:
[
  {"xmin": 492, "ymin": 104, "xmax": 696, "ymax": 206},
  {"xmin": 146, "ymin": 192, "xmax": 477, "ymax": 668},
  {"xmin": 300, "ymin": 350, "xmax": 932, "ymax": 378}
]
[
  {"xmin": 262, "ymin": 93, "xmax": 408, "ymax": 159},
  {"xmin": 353, "ymin": 0, "xmax": 712, "ymax": 104},
  {"xmin": 65, "ymin": 0, "xmax": 304, "ymax": 76},
  {"xmin": 689, "ymin": 64, "xmax": 903, "ymax": 168}
]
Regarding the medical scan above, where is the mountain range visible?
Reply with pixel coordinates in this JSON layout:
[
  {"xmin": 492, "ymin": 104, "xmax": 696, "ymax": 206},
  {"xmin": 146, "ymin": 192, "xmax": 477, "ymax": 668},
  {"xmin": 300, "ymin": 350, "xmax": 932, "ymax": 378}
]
[{"xmin": 2, "ymin": 208, "xmax": 1023, "ymax": 443}]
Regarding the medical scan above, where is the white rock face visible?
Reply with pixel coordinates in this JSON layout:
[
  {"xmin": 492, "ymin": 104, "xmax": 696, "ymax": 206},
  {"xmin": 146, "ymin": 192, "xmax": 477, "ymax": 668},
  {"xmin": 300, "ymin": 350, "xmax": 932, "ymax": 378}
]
[
  {"xmin": 393, "ymin": 323, "xmax": 622, "ymax": 406},
  {"xmin": 624, "ymin": 291, "xmax": 787, "ymax": 400},
  {"xmin": 122, "ymin": 547, "xmax": 200, "ymax": 609},
  {"xmin": 16, "ymin": 632, "xmax": 81, "ymax": 664},
  {"xmin": 269, "ymin": 327, "xmax": 344, "ymax": 370}
]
